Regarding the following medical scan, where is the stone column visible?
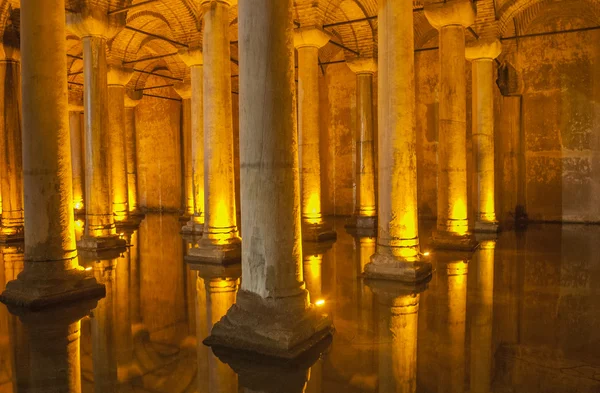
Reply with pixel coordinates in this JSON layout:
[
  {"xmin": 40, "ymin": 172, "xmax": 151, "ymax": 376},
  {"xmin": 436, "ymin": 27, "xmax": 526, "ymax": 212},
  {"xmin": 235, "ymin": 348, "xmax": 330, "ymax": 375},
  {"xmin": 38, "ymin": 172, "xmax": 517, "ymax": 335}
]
[
  {"xmin": 67, "ymin": 10, "xmax": 127, "ymax": 251},
  {"xmin": 346, "ymin": 58, "xmax": 377, "ymax": 230},
  {"xmin": 188, "ymin": 0, "xmax": 241, "ymax": 264},
  {"xmin": 205, "ymin": 0, "xmax": 333, "ymax": 358},
  {"xmin": 107, "ymin": 66, "xmax": 135, "ymax": 226},
  {"xmin": 466, "ymin": 40, "xmax": 502, "ymax": 233},
  {"xmin": 174, "ymin": 82, "xmax": 195, "ymax": 221},
  {"xmin": 68, "ymin": 100, "xmax": 85, "ymax": 214},
  {"xmin": 294, "ymin": 27, "xmax": 336, "ymax": 242},
  {"xmin": 176, "ymin": 51, "xmax": 204, "ymax": 236},
  {"xmin": 1, "ymin": 0, "xmax": 104, "ymax": 308},
  {"xmin": 364, "ymin": 0, "xmax": 431, "ymax": 283},
  {"xmin": 0, "ymin": 44, "xmax": 24, "ymax": 242},
  {"xmin": 124, "ymin": 90, "xmax": 143, "ymax": 216},
  {"xmin": 425, "ymin": 0, "xmax": 478, "ymax": 250}
]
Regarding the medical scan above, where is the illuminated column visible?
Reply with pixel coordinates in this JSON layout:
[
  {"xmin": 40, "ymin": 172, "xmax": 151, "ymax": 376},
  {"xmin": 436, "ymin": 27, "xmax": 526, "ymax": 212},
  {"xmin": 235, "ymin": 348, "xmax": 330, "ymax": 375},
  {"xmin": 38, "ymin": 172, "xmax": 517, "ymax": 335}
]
[
  {"xmin": 68, "ymin": 10, "xmax": 127, "ymax": 251},
  {"xmin": 470, "ymin": 238, "xmax": 495, "ymax": 393},
  {"xmin": 205, "ymin": 0, "xmax": 333, "ymax": 358},
  {"xmin": 1, "ymin": 0, "xmax": 104, "ymax": 308},
  {"xmin": 346, "ymin": 58, "xmax": 377, "ymax": 229},
  {"xmin": 124, "ymin": 90, "xmax": 143, "ymax": 216},
  {"xmin": 107, "ymin": 65, "xmax": 134, "ymax": 225},
  {"xmin": 294, "ymin": 27, "xmax": 336, "ymax": 242},
  {"xmin": 364, "ymin": 0, "xmax": 431, "ymax": 282},
  {"xmin": 68, "ymin": 100, "xmax": 85, "ymax": 213},
  {"xmin": 466, "ymin": 40, "xmax": 502, "ymax": 233},
  {"xmin": 0, "ymin": 44, "xmax": 24, "ymax": 242},
  {"xmin": 177, "ymin": 50, "xmax": 204, "ymax": 235},
  {"xmin": 425, "ymin": 0, "xmax": 478, "ymax": 250},
  {"xmin": 190, "ymin": 0, "xmax": 242, "ymax": 263},
  {"xmin": 173, "ymin": 82, "xmax": 195, "ymax": 222}
]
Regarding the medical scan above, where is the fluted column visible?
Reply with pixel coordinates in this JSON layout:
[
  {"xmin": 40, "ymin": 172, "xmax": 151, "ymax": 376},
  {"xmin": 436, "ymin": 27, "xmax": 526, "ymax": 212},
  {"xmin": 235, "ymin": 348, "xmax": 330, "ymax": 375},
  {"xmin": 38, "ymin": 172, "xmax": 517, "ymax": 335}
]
[
  {"xmin": 174, "ymin": 82, "xmax": 195, "ymax": 222},
  {"xmin": 1, "ymin": 0, "xmax": 104, "ymax": 308},
  {"xmin": 466, "ymin": 40, "xmax": 502, "ymax": 233},
  {"xmin": 294, "ymin": 27, "xmax": 336, "ymax": 242},
  {"xmin": 0, "ymin": 44, "xmax": 24, "ymax": 242},
  {"xmin": 188, "ymin": 0, "xmax": 241, "ymax": 264},
  {"xmin": 346, "ymin": 59, "xmax": 377, "ymax": 230},
  {"xmin": 205, "ymin": 0, "xmax": 333, "ymax": 358},
  {"xmin": 364, "ymin": 0, "xmax": 431, "ymax": 282},
  {"xmin": 124, "ymin": 90, "xmax": 143, "ymax": 216},
  {"xmin": 107, "ymin": 66, "xmax": 135, "ymax": 225},
  {"xmin": 425, "ymin": 0, "xmax": 478, "ymax": 250},
  {"xmin": 177, "ymin": 51, "xmax": 205, "ymax": 236},
  {"xmin": 67, "ymin": 9, "xmax": 127, "ymax": 251},
  {"xmin": 68, "ymin": 98, "xmax": 85, "ymax": 214}
]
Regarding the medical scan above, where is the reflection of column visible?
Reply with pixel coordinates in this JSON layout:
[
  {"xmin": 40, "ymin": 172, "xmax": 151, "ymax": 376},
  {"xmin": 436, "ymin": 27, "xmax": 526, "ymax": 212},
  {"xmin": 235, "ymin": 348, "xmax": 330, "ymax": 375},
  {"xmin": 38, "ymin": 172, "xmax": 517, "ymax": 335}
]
[
  {"xmin": 425, "ymin": 0, "xmax": 477, "ymax": 250},
  {"xmin": 470, "ymin": 239, "xmax": 495, "ymax": 393},
  {"xmin": 206, "ymin": 0, "xmax": 333, "ymax": 358},
  {"xmin": 107, "ymin": 66, "xmax": 135, "ymax": 225},
  {"xmin": 294, "ymin": 27, "xmax": 336, "ymax": 242},
  {"xmin": 129, "ymin": 230, "xmax": 141, "ymax": 326},
  {"xmin": 356, "ymin": 237, "xmax": 376, "ymax": 337},
  {"xmin": 466, "ymin": 40, "xmax": 502, "ymax": 233},
  {"xmin": 0, "ymin": 46, "xmax": 24, "ymax": 242},
  {"xmin": 68, "ymin": 103, "xmax": 85, "ymax": 213},
  {"xmin": 177, "ymin": 49, "xmax": 204, "ymax": 235},
  {"xmin": 346, "ymin": 58, "xmax": 377, "ymax": 229},
  {"xmin": 1, "ymin": 0, "xmax": 104, "ymax": 308},
  {"xmin": 173, "ymin": 82, "xmax": 194, "ymax": 220},
  {"xmin": 0, "ymin": 248, "xmax": 15, "ymax": 392},
  {"xmin": 124, "ymin": 90, "xmax": 143, "ymax": 216},
  {"xmin": 303, "ymin": 252, "xmax": 323, "ymax": 304},
  {"xmin": 365, "ymin": 0, "xmax": 431, "ymax": 283},
  {"xmin": 190, "ymin": 0, "xmax": 241, "ymax": 262}
]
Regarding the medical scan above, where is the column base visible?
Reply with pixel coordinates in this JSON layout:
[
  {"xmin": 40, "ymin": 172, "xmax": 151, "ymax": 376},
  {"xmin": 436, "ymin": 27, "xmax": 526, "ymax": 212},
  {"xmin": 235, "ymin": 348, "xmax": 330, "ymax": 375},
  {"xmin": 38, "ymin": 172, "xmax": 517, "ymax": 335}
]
[
  {"xmin": 129, "ymin": 209, "xmax": 145, "ymax": 217},
  {"xmin": 302, "ymin": 221, "xmax": 337, "ymax": 242},
  {"xmin": 344, "ymin": 215, "xmax": 377, "ymax": 230},
  {"xmin": 0, "ymin": 268, "xmax": 106, "ymax": 310},
  {"xmin": 364, "ymin": 253, "xmax": 433, "ymax": 283},
  {"xmin": 181, "ymin": 221, "xmax": 203, "ymax": 236},
  {"xmin": 77, "ymin": 235, "xmax": 127, "ymax": 252},
  {"xmin": 204, "ymin": 289, "xmax": 334, "ymax": 359},
  {"xmin": 185, "ymin": 237, "xmax": 241, "ymax": 265},
  {"xmin": 431, "ymin": 230, "xmax": 479, "ymax": 251},
  {"xmin": 474, "ymin": 220, "xmax": 500, "ymax": 233},
  {"xmin": 115, "ymin": 216, "xmax": 142, "ymax": 230},
  {"xmin": 0, "ymin": 226, "xmax": 24, "ymax": 243}
]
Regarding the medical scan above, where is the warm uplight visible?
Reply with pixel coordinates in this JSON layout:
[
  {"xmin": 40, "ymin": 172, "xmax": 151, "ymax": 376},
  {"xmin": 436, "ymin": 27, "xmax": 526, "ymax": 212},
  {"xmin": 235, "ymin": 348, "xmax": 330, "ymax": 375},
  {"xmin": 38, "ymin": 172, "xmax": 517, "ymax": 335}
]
[
  {"xmin": 304, "ymin": 193, "xmax": 322, "ymax": 224},
  {"xmin": 74, "ymin": 202, "xmax": 83, "ymax": 210},
  {"xmin": 85, "ymin": 267, "xmax": 92, "ymax": 271},
  {"xmin": 75, "ymin": 220, "xmax": 84, "ymax": 229},
  {"xmin": 315, "ymin": 299, "xmax": 325, "ymax": 307},
  {"xmin": 423, "ymin": 251, "xmax": 430, "ymax": 256}
]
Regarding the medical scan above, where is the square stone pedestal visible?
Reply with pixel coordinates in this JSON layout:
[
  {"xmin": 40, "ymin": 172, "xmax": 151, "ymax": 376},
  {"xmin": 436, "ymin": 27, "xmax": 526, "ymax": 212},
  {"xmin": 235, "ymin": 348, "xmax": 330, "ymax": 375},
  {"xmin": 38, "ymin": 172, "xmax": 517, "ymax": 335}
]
[
  {"xmin": 115, "ymin": 216, "xmax": 142, "ymax": 230},
  {"xmin": 302, "ymin": 222, "xmax": 337, "ymax": 242},
  {"xmin": 77, "ymin": 235, "xmax": 127, "ymax": 252},
  {"xmin": 344, "ymin": 215, "xmax": 377, "ymax": 230},
  {"xmin": 0, "ymin": 227, "xmax": 24, "ymax": 243},
  {"xmin": 474, "ymin": 220, "xmax": 500, "ymax": 233},
  {"xmin": 181, "ymin": 221, "xmax": 203, "ymax": 236},
  {"xmin": 364, "ymin": 253, "xmax": 433, "ymax": 283},
  {"xmin": 0, "ymin": 267, "xmax": 106, "ymax": 310},
  {"xmin": 185, "ymin": 237, "xmax": 241, "ymax": 265},
  {"xmin": 204, "ymin": 289, "xmax": 334, "ymax": 359},
  {"xmin": 431, "ymin": 230, "xmax": 479, "ymax": 251}
]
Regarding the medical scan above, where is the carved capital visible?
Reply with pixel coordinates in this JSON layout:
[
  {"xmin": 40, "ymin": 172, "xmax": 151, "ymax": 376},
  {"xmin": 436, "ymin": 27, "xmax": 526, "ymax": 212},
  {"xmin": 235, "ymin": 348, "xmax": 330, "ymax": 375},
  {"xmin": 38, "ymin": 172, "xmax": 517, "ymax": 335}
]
[
  {"xmin": 173, "ymin": 81, "xmax": 192, "ymax": 99},
  {"xmin": 124, "ymin": 90, "xmax": 143, "ymax": 108},
  {"xmin": 294, "ymin": 27, "xmax": 331, "ymax": 49},
  {"xmin": 178, "ymin": 46, "xmax": 204, "ymax": 67},
  {"xmin": 466, "ymin": 39, "xmax": 502, "ymax": 61},
  {"xmin": 107, "ymin": 65, "xmax": 134, "ymax": 86},
  {"xmin": 66, "ymin": 6, "xmax": 126, "ymax": 39},
  {"xmin": 346, "ymin": 57, "xmax": 377, "ymax": 75},
  {"xmin": 424, "ymin": 0, "xmax": 475, "ymax": 30}
]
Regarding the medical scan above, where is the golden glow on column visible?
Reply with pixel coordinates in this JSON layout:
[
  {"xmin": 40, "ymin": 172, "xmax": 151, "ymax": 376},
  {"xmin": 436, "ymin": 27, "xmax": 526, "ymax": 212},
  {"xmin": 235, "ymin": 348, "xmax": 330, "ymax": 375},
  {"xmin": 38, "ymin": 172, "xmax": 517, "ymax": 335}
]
[
  {"xmin": 303, "ymin": 253, "xmax": 323, "ymax": 304},
  {"xmin": 389, "ymin": 294, "xmax": 419, "ymax": 393},
  {"xmin": 359, "ymin": 237, "xmax": 376, "ymax": 270},
  {"xmin": 449, "ymin": 199, "xmax": 469, "ymax": 236},
  {"xmin": 304, "ymin": 192, "xmax": 323, "ymax": 225},
  {"xmin": 315, "ymin": 299, "xmax": 325, "ymax": 307}
]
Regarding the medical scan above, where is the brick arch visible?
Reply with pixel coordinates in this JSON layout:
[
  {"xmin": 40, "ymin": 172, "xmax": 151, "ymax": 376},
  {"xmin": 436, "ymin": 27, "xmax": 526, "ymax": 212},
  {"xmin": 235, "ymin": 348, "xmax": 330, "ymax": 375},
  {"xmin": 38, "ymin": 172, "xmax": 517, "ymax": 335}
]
[{"xmin": 322, "ymin": 0, "xmax": 376, "ymax": 58}]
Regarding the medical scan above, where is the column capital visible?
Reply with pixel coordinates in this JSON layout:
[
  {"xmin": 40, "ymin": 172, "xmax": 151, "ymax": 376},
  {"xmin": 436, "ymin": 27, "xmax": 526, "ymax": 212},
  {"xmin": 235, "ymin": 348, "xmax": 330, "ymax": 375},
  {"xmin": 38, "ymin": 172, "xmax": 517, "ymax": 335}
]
[
  {"xmin": 346, "ymin": 57, "xmax": 377, "ymax": 75},
  {"xmin": 178, "ymin": 46, "xmax": 203, "ymax": 67},
  {"xmin": 66, "ymin": 7, "xmax": 125, "ymax": 39},
  {"xmin": 424, "ymin": 0, "xmax": 475, "ymax": 30},
  {"xmin": 294, "ymin": 27, "xmax": 331, "ymax": 49},
  {"xmin": 124, "ymin": 90, "xmax": 143, "ymax": 108},
  {"xmin": 107, "ymin": 65, "xmax": 134, "ymax": 87},
  {"xmin": 0, "ymin": 33, "xmax": 20, "ymax": 62},
  {"xmin": 201, "ymin": 0, "xmax": 237, "ymax": 6},
  {"xmin": 68, "ymin": 90, "xmax": 84, "ymax": 112},
  {"xmin": 173, "ymin": 81, "xmax": 192, "ymax": 99},
  {"xmin": 466, "ymin": 39, "xmax": 502, "ymax": 61}
]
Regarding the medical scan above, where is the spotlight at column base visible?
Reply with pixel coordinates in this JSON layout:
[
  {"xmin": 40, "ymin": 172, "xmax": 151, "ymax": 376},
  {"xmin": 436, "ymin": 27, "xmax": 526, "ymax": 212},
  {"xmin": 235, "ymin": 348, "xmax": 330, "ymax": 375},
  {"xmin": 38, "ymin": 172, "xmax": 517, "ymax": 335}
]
[
  {"xmin": 0, "ymin": 226, "xmax": 24, "ymax": 243},
  {"xmin": 364, "ymin": 253, "xmax": 432, "ymax": 283},
  {"xmin": 204, "ymin": 289, "xmax": 334, "ymax": 360},
  {"xmin": 431, "ymin": 230, "xmax": 479, "ymax": 251},
  {"xmin": 77, "ymin": 235, "xmax": 127, "ymax": 252},
  {"xmin": 0, "ymin": 268, "xmax": 105, "ymax": 310},
  {"xmin": 474, "ymin": 220, "xmax": 500, "ymax": 233},
  {"xmin": 185, "ymin": 236, "xmax": 241, "ymax": 265},
  {"xmin": 302, "ymin": 221, "xmax": 337, "ymax": 242},
  {"xmin": 344, "ymin": 215, "xmax": 377, "ymax": 230}
]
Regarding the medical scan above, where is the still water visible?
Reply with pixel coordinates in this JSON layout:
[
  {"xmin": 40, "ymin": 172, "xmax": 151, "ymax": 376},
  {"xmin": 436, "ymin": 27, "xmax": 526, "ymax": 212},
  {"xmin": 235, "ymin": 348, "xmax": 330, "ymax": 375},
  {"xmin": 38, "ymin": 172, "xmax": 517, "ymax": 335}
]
[{"xmin": 0, "ymin": 213, "xmax": 599, "ymax": 392}]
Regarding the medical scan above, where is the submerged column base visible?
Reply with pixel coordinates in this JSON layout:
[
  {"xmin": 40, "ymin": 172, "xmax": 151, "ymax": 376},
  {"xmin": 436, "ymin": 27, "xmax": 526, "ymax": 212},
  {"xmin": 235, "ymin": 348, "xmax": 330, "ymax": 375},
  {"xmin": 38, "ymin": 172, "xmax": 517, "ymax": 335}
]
[
  {"xmin": 77, "ymin": 234, "xmax": 127, "ymax": 252},
  {"xmin": 431, "ymin": 230, "xmax": 479, "ymax": 251},
  {"xmin": 301, "ymin": 221, "xmax": 337, "ymax": 242},
  {"xmin": 474, "ymin": 220, "xmax": 500, "ymax": 233},
  {"xmin": 185, "ymin": 236, "xmax": 241, "ymax": 265},
  {"xmin": 0, "ymin": 266, "xmax": 105, "ymax": 310},
  {"xmin": 204, "ymin": 289, "xmax": 334, "ymax": 359},
  {"xmin": 364, "ymin": 253, "xmax": 432, "ymax": 283},
  {"xmin": 344, "ymin": 215, "xmax": 377, "ymax": 230}
]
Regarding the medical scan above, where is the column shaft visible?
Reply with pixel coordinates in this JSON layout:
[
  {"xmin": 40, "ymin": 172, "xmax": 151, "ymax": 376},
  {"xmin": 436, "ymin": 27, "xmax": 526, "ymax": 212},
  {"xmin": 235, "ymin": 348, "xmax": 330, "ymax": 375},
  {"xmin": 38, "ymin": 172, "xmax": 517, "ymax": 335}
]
[
  {"xmin": 438, "ymin": 26, "xmax": 469, "ymax": 236},
  {"xmin": 83, "ymin": 36, "xmax": 114, "ymax": 238},
  {"xmin": 0, "ymin": 60, "xmax": 24, "ymax": 241},
  {"xmin": 69, "ymin": 110, "xmax": 85, "ymax": 211},
  {"xmin": 355, "ymin": 73, "xmax": 376, "ymax": 220},
  {"xmin": 182, "ymin": 97, "xmax": 194, "ymax": 217},
  {"xmin": 124, "ymin": 106, "xmax": 138, "ymax": 213},
  {"xmin": 191, "ymin": 65, "xmax": 205, "ymax": 228},
  {"xmin": 108, "ymin": 84, "xmax": 129, "ymax": 222}
]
